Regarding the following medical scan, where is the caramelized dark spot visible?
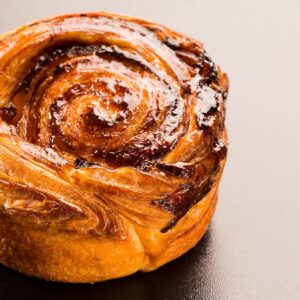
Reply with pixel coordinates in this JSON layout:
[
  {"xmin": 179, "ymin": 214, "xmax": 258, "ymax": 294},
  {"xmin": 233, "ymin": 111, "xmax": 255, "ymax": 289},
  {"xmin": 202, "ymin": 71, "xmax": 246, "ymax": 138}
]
[
  {"xmin": 197, "ymin": 51, "xmax": 218, "ymax": 84},
  {"xmin": 163, "ymin": 36, "xmax": 180, "ymax": 50},
  {"xmin": 159, "ymin": 179, "xmax": 215, "ymax": 233},
  {"xmin": 74, "ymin": 158, "xmax": 97, "ymax": 169},
  {"xmin": 0, "ymin": 105, "xmax": 16, "ymax": 122},
  {"xmin": 156, "ymin": 162, "xmax": 195, "ymax": 178},
  {"xmin": 153, "ymin": 182, "xmax": 194, "ymax": 214}
]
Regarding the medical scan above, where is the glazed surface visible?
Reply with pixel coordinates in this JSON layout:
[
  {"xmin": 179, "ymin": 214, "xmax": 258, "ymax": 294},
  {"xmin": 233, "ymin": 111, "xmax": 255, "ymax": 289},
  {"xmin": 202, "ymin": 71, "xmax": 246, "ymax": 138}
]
[{"xmin": 0, "ymin": 12, "xmax": 228, "ymax": 239}]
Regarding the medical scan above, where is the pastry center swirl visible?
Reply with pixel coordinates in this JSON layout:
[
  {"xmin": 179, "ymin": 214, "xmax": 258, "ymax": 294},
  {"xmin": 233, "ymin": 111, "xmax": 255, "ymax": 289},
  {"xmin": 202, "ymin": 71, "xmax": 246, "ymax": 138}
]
[{"xmin": 3, "ymin": 42, "xmax": 188, "ymax": 168}]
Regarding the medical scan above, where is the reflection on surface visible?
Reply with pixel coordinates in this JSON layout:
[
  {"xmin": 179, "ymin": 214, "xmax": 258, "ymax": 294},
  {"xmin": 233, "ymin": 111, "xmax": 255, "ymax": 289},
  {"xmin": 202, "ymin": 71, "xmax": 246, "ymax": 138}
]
[{"xmin": 0, "ymin": 225, "xmax": 225, "ymax": 300}]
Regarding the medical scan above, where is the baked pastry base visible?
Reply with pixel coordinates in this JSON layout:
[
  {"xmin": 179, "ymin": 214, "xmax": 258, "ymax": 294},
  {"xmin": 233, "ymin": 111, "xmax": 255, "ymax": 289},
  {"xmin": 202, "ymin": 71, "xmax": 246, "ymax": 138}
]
[{"xmin": 0, "ymin": 182, "xmax": 219, "ymax": 283}]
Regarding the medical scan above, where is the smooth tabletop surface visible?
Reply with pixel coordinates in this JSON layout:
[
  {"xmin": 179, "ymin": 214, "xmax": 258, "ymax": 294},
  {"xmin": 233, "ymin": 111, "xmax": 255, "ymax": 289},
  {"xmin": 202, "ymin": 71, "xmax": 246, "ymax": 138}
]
[{"xmin": 0, "ymin": 1, "xmax": 299, "ymax": 299}]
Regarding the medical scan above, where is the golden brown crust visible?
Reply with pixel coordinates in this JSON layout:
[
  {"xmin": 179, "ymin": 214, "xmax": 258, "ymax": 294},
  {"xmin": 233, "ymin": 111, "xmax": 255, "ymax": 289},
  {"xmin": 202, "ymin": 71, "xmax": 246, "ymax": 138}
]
[
  {"xmin": 0, "ymin": 175, "xmax": 220, "ymax": 282},
  {"xmin": 0, "ymin": 12, "xmax": 228, "ymax": 282}
]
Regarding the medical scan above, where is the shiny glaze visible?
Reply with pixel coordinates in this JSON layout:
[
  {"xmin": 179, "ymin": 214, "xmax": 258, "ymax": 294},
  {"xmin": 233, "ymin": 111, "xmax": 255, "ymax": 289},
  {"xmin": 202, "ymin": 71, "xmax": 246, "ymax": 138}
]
[{"xmin": 0, "ymin": 13, "xmax": 228, "ymax": 235}]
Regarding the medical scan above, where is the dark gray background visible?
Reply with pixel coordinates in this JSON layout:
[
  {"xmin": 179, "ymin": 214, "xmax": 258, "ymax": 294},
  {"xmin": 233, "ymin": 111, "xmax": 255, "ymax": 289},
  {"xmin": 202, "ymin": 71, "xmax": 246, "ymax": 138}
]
[{"xmin": 0, "ymin": 0, "xmax": 299, "ymax": 299}]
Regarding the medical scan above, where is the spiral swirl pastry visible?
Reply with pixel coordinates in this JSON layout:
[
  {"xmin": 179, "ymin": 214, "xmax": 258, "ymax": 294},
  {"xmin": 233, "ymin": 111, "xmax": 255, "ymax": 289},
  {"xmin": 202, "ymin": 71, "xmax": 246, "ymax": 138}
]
[{"xmin": 0, "ymin": 12, "xmax": 228, "ymax": 282}]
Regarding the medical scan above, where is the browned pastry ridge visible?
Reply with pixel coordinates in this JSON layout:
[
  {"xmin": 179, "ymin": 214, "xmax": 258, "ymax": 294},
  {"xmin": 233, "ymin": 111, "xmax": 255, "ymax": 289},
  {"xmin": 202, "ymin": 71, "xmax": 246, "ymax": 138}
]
[{"xmin": 0, "ymin": 12, "xmax": 229, "ymax": 283}]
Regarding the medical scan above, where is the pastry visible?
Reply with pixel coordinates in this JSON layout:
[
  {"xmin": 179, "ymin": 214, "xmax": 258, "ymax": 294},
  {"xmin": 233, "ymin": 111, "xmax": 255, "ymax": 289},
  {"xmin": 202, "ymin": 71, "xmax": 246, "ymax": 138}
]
[{"xmin": 0, "ymin": 12, "xmax": 229, "ymax": 282}]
